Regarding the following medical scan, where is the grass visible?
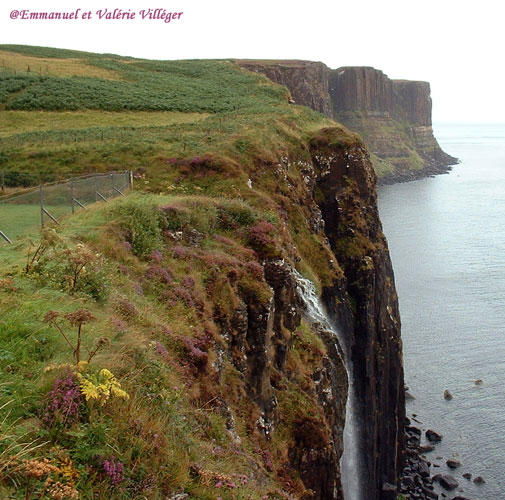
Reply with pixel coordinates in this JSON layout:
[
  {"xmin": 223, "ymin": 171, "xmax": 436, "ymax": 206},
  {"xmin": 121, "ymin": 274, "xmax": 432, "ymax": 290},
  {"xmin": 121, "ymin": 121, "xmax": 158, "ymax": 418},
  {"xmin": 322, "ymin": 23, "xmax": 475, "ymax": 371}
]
[
  {"xmin": 0, "ymin": 204, "xmax": 57, "ymax": 242},
  {"xmin": 0, "ymin": 110, "xmax": 210, "ymax": 137},
  {"xmin": 0, "ymin": 49, "xmax": 122, "ymax": 80},
  {"xmin": 0, "ymin": 193, "xmax": 310, "ymax": 498},
  {"xmin": 0, "ymin": 45, "xmax": 337, "ymax": 189}
]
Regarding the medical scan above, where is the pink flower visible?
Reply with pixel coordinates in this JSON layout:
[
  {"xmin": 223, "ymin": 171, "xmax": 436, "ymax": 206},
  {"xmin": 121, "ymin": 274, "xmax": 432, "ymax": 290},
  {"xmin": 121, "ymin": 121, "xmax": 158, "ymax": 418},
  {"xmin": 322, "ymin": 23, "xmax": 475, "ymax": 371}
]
[{"xmin": 215, "ymin": 481, "xmax": 222, "ymax": 489}]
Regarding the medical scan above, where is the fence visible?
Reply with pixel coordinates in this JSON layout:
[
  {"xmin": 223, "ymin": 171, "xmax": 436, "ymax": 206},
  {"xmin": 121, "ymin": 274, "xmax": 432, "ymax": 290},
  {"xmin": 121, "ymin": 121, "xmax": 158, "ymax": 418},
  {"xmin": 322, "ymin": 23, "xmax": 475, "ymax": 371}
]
[{"xmin": 0, "ymin": 171, "xmax": 132, "ymax": 244}]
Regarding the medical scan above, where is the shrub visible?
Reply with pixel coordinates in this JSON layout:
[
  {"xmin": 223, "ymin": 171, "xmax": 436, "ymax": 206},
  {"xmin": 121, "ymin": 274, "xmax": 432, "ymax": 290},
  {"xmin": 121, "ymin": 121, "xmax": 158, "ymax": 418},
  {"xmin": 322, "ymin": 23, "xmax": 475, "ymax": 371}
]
[
  {"xmin": 110, "ymin": 201, "xmax": 163, "ymax": 257},
  {"xmin": 40, "ymin": 372, "xmax": 84, "ymax": 429},
  {"xmin": 217, "ymin": 200, "xmax": 257, "ymax": 229},
  {"xmin": 160, "ymin": 204, "xmax": 191, "ymax": 231},
  {"xmin": 247, "ymin": 220, "xmax": 281, "ymax": 259}
]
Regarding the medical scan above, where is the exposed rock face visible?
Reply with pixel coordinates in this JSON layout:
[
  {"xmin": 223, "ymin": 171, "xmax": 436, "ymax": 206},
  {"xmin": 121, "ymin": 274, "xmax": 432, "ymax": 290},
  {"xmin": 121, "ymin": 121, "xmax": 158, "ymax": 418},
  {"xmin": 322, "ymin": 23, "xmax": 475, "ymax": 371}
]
[
  {"xmin": 240, "ymin": 60, "xmax": 333, "ymax": 116},
  {"xmin": 330, "ymin": 66, "xmax": 394, "ymax": 113},
  {"xmin": 222, "ymin": 257, "xmax": 347, "ymax": 498},
  {"xmin": 309, "ymin": 129, "xmax": 406, "ymax": 499},
  {"xmin": 239, "ymin": 61, "xmax": 457, "ymax": 182},
  {"xmin": 216, "ymin": 126, "xmax": 405, "ymax": 499}
]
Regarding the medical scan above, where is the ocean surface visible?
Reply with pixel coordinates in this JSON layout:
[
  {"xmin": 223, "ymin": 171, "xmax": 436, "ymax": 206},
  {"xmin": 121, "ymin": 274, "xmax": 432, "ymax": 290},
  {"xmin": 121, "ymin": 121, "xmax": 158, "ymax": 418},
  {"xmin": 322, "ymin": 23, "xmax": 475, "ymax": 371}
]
[{"xmin": 378, "ymin": 123, "xmax": 505, "ymax": 500}]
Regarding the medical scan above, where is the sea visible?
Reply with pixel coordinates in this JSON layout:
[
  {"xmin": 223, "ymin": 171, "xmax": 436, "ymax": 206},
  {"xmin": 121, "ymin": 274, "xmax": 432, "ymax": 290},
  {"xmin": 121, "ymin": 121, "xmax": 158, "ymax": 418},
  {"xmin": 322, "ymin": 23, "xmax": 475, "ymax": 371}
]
[{"xmin": 378, "ymin": 123, "xmax": 505, "ymax": 500}]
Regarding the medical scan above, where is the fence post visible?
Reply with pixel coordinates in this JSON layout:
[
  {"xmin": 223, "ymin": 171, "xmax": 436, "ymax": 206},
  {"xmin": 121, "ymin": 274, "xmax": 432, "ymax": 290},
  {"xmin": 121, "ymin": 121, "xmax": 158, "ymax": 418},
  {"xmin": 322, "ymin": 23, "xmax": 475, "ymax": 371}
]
[
  {"xmin": 94, "ymin": 172, "xmax": 98, "ymax": 202},
  {"xmin": 1, "ymin": 169, "xmax": 4, "ymax": 193},
  {"xmin": 70, "ymin": 177, "xmax": 75, "ymax": 214},
  {"xmin": 40, "ymin": 183, "xmax": 44, "ymax": 228},
  {"xmin": 129, "ymin": 170, "xmax": 133, "ymax": 190}
]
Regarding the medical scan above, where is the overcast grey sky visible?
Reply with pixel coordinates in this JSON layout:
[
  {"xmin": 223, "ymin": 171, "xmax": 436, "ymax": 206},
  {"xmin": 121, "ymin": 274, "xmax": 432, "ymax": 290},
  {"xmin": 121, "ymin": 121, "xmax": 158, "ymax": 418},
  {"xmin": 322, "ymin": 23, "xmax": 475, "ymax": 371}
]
[{"xmin": 1, "ymin": 0, "xmax": 503, "ymax": 123}]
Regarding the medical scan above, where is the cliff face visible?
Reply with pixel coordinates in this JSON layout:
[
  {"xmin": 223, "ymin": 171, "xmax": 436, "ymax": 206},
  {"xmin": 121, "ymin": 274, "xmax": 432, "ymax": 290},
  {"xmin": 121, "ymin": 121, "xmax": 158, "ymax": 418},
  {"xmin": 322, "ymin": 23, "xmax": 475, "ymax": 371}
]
[
  {"xmin": 242, "ymin": 126, "xmax": 406, "ymax": 499},
  {"xmin": 240, "ymin": 60, "xmax": 333, "ymax": 117},
  {"xmin": 239, "ymin": 61, "xmax": 457, "ymax": 182},
  {"xmin": 309, "ymin": 129, "xmax": 405, "ymax": 499}
]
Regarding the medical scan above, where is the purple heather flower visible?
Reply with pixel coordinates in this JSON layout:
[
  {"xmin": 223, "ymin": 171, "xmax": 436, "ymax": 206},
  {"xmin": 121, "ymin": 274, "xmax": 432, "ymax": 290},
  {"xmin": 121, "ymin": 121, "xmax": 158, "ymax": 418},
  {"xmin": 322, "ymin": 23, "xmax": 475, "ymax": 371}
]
[
  {"xmin": 102, "ymin": 457, "xmax": 125, "ymax": 486},
  {"xmin": 40, "ymin": 373, "xmax": 83, "ymax": 428},
  {"xmin": 149, "ymin": 249, "xmax": 163, "ymax": 262}
]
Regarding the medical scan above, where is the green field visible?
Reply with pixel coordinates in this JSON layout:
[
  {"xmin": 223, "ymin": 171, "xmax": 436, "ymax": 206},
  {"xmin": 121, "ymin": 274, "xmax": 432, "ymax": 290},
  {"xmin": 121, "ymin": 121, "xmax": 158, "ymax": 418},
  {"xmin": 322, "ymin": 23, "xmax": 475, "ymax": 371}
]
[
  {"xmin": 0, "ymin": 44, "xmax": 336, "ymax": 189},
  {"xmin": 0, "ymin": 110, "xmax": 209, "ymax": 137},
  {"xmin": 0, "ymin": 203, "xmax": 80, "ymax": 242}
]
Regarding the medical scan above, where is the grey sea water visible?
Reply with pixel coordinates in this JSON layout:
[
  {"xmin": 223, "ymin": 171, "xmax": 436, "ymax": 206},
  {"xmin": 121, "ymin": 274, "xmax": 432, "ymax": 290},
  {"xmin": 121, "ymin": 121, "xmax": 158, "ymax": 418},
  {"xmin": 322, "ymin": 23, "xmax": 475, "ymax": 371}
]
[{"xmin": 378, "ymin": 123, "xmax": 505, "ymax": 500}]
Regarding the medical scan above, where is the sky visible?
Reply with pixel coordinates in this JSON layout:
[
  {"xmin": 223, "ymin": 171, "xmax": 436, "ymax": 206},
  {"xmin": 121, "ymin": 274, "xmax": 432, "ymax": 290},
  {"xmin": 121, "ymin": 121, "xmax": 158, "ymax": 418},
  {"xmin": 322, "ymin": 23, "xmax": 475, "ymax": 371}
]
[{"xmin": 1, "ymin": 0, "xmax": 504, "ymax": 123}]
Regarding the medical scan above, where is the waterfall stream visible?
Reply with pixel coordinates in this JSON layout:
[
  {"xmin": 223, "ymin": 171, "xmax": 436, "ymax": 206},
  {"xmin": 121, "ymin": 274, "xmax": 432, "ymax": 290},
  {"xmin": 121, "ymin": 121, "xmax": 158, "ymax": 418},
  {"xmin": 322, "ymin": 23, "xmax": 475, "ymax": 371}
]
[{"xmin": 294, "ymin": 271, "xmax": 362, "ymax": 500}]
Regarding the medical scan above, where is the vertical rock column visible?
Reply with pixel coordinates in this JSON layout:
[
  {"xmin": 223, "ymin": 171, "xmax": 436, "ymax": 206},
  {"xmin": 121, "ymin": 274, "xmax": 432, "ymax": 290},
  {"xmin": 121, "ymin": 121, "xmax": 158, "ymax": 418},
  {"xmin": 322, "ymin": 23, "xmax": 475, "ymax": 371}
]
[{"xmin": 310, "ymin": 129, "xmax": 406, "ymax": 500}]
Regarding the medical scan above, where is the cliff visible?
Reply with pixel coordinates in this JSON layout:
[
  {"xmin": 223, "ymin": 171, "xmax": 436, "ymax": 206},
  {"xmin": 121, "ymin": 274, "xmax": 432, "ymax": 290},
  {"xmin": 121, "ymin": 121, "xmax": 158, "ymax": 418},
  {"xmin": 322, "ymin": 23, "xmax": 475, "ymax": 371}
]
[
  {"xmin": 0, "ymin": 46, "xmax": 406, "ymax": 500},
  {"xmin": 309, "ymin": 129, "xmax": 405, "ymax": 498},
  {"xmin": 239, "ymin": 61, "xmax": 457, "ymax": 182}
]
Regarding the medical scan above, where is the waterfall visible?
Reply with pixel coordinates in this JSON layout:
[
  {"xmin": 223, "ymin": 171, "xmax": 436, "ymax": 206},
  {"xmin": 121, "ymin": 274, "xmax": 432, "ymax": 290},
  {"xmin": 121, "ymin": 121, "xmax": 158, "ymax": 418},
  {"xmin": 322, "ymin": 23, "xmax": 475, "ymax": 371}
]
[{"xmin": 294, "ymin": 271, "xmax": 362, "ymax": 500}]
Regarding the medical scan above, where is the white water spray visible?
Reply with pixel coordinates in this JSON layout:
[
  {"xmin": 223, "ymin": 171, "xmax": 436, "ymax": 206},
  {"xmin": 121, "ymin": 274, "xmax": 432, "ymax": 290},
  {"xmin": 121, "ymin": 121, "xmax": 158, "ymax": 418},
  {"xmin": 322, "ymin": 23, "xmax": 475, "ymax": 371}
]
[{"xmin": 294, "ymin": 272, "xmax": 362, "ymax": 500}]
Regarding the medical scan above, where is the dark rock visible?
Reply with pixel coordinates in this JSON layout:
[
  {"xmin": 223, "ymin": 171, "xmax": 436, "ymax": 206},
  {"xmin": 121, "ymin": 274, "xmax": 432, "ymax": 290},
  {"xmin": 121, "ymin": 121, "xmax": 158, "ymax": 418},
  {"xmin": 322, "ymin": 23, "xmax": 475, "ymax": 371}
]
[
  {"xmin": 381, "ymin": 482, "xmax": 397, "ymax": 500},
  {"xmin": 407, "ymin": 425, "xmax": 422, "ymax": 436},
  {"xmin": 432, "ymin": 474, "xmax": 443, "ymax": 482},
  {"xmin": 402, "ymin": 475, "xmax": 415, "ymax": 487},
  {"xmin": 452, "ymin": 497, "xmax": 471, "ymax": 500},
  {"xmin": 419, "ymin": 444, "xmax": 435, "ymax": 453},
  {"xmin": 313, "ymin": 135, "xmax": 405, "ymax": 499},
  {"xmin": 443, "ymin": 389, "xmax": 453, "ymax": 400},
  {"xmin": 446, "ymin": 458, "xmax": 461, "ymax": 469},
  {"xmin": 473, "ymin": 475, "xmax": 486, "ymax": 484},
  {"xmin": 426, "ymin": 429, "xmax": 443, "ymax": 442},
  {"xmin": 418, "ymin": 460, "xmax": 430, "ymax": 478},
  {"xmin": 439, "ymin": 474, "xmax": 459, "ymax": 490},
  {"xmin": 474, "ymin": 379, "xmax": 483, "ymax": 385},
  {"xmin": 462, "ymin": 473, "xmax": 472, "ymax": 480},
  {"xmin": 420, "ymin": 485, "xmax": 439, "ymax": 499}
]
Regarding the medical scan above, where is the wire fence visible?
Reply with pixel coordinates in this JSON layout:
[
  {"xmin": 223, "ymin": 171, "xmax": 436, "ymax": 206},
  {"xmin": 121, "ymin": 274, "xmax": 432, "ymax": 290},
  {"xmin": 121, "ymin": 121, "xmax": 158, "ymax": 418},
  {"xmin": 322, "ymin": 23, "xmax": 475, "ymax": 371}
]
[{"xmin": 0, "ymin": 171, "xmax": 132, "ymax": 245}]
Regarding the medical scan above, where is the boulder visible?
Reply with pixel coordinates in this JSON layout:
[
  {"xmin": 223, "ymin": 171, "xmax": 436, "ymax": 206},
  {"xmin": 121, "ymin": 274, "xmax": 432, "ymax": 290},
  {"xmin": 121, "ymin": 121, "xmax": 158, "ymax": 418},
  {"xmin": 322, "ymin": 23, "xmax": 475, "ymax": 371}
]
[
  {"xmin": 421, "ymin": 485, "xmax": 439, "ymax": 499},
  {"xmin": 473, "ymin": 475, "xmax": 486, "ymax": 484},
  {"xmin": 402, "ymin": 475, "xmax": 415, "ymax": 488},
  {"xmin": 462, "ymin": 472, "xmax": 472, "ymax": 480},
  {"xmin": 439, "ymin": 474, "xmax": 459, "ymax": 490},
  {"xmin": 426, "ymin": 429, "xmax": 443, "ymax": 442},
  {"xmin": 418, "ymin": 460, "xmax": 430, "ymax": 478},
  {"xmin": 443, "ymin": 389, "xmax": 453, "ymax": 400},
  {"xmin": 419, "ymin": 444, "xmax": 435, "ymax": 453},
  {"xmin": 446, "ymin": 458, "xmax": 461, "ymax": 469}
]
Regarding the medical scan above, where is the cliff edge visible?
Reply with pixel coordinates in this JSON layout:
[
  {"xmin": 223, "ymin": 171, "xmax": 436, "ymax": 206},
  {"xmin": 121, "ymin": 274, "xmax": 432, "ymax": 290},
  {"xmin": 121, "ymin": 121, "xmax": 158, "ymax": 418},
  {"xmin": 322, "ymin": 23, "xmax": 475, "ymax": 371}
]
[
  {"xmin": 239, "ymin": 60, "xmax": 457, "ymax": 182},
  {"xmin": 0, "ymin": 46, "xmax": 406, "ymax": 500}
]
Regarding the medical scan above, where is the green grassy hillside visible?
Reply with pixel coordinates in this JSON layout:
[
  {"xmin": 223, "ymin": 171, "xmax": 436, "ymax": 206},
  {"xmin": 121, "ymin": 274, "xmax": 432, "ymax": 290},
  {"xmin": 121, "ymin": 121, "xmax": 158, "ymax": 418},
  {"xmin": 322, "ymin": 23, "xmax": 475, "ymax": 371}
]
[
  {"xmin": 0, "ymin": 45, "xmax": 335, "ymax": 188},
  {"xmin": 0, "ymin": 46, "xmax": 362, "ymax": 499}
]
